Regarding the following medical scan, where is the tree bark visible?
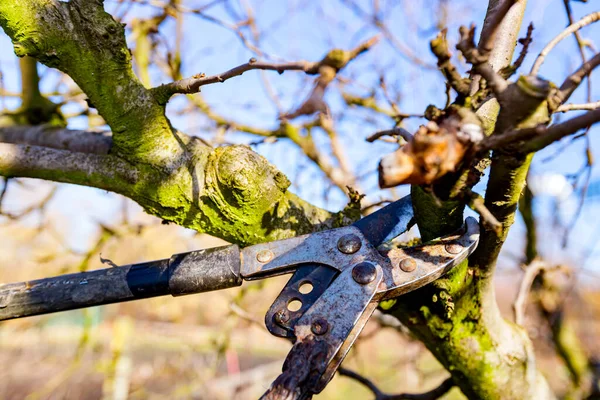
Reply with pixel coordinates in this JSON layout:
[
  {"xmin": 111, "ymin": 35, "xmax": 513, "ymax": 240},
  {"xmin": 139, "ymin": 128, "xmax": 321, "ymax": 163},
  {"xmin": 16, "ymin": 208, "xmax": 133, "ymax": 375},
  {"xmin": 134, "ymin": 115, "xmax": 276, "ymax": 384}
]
[
  {"xmin": 0, "ymin": 0, "xmax": 560, "ymax": 398},
  {"xmin": 384, "ymin": 1, "xmax": 556, "ymax": 398}
]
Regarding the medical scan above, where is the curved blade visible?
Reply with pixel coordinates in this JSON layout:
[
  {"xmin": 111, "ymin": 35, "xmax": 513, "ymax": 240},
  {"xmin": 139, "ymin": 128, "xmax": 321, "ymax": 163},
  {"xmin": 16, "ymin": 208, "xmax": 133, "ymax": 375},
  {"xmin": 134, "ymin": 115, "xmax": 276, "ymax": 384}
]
[{"xmin": 352, "ymin": 194, "xmax": 414, "ymax": 247}]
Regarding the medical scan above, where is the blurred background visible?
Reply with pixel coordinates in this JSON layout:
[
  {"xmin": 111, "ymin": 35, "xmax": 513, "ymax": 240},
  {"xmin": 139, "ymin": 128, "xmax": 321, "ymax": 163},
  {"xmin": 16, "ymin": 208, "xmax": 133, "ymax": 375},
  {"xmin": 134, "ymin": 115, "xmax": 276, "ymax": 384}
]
[{"xmin": 1, "ymin": 0, "xmax": 600, "ymax": 398}]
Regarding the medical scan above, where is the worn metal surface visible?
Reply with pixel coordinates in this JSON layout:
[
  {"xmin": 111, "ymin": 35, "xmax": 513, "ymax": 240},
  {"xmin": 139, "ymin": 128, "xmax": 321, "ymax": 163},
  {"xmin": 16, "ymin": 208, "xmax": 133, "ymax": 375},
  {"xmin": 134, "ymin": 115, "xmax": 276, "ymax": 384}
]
[
  {"xmin": 265, "ymin": 265, "xmax": 338, "ymax": 339},
  {"xmin": 169, "ymin": 245, "xmax": 242, "ymax": 296},
  {"xmin": 241, "ymin": 225, "xmax": 382, "ymax": 279},
  {"xmin": 376, "ymin": 216, "xmax": 479, "ymax": 300},
  {"xmin": 352, "ymin": 194, "xmax": 415, "ymax": 246},
  {"xmin": 1, "ymin": 191, "xmax": 479, "ymax": 400},
  {"xmin": 294, "ymin": 265, "xmax": 382, "ymax": 393},
  {"xmin": 0, "ymin": 245, "xmax": 243, "ymax": 320},
  {"xmin": 0, "ymin": 262, "xmax": 154, "ymax": 320}
]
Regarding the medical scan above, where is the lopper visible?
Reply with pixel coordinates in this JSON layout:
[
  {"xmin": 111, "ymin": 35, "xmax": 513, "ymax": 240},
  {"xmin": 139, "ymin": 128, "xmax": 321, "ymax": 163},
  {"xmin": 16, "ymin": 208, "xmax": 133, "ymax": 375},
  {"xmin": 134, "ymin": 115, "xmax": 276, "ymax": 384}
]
[{"xmin": 0, "ymin": 195, "xmax": 479, "ymax": 397}]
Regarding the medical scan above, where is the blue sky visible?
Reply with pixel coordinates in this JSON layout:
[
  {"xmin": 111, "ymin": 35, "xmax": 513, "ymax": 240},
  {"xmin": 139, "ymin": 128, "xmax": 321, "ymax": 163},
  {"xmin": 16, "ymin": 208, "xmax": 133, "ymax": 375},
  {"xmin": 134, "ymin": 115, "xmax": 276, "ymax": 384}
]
[{"xmin": 1, "ymin": 0, "xmax": 599, "ymax": 277}]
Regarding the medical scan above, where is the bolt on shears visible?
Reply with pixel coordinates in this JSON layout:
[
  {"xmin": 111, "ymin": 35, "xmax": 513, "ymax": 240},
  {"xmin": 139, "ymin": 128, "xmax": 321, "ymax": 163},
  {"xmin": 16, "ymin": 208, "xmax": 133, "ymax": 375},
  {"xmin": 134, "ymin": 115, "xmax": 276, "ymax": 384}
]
[{"xmin": 0, "ymin": 195, "xmax": 479, "ymax": 398}]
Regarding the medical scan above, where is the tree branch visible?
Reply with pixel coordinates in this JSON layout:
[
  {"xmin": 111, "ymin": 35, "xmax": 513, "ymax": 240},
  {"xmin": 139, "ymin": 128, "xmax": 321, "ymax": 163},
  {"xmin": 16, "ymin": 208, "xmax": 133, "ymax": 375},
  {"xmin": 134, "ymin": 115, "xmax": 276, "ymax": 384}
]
[
  {"xmin": 151, "ymin": 36, "xmax": 379, "ymax": 104},
  {"xmin": 551, "ymin": 52, "xmax": 600, "ymax": 109},
  {"xmin": 477, "ymin": 0, "xmax": 519, "ymax": 55},
  {"xmin": 531, "ymin": 11, "xmax": 600, "ymax": 75},
  {"xmin": 478, "ymin": 108, "xmax": 600, "ymax": 152},
  {"xmin": 513, "ymin": 259, "xmax": 547, "ymax": 326},
  {"xmin": 0, "ymin": 126, "xmax": 111, "ymax": 154},
  {"xmin": 338, "ymin": 368, "xmax": 454, "ymax": 400},
  {"xmin": 429, "ymin": 29, "xmax": 471, "ymax": 97},
  {"xmin": 456, "ymin": 25, "xmax": 508, "ymax": 97},
  {"xmin": 556, "ymin": 100, "xmax": 600, "ymax": 112},
  {"xmin": 0, "ymin": 143, "xmax": 139, "ymax": 193},
  {"xmin": 366, "ymin": 127, "xmax": 413, "ymax": 143}
]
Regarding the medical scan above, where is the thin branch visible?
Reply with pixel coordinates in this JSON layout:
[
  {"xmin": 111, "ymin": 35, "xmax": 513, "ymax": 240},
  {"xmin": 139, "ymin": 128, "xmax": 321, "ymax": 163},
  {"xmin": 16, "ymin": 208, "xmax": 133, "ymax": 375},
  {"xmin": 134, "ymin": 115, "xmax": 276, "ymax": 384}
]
[
  {"xmin": 531, "ymin": 11, "xmax": 600, "ymax": 75},
  {"xmin": 338, "ymin": 368, "xmax": 454, "ymax": 400},
  {"xmin": 366, "ymin": 127, "xmax": 413, "ymax": 143},
  {"xmin": 0, "ymin": 185, "xmax": 57, "ymax": 220},
  {"xmin": 552, "ymin": 53, "xmax": 600, "ymax": 107},
  {"xmin": 563, "ymin": 0, "xmax": 593, "ymax": 106},
  {"xmin": 152, "ymin": 36, "xmax": 379, "ymax": 102},
  {"xmin": 478, "ymin": 108, "xmax": 600, "ymax": 152},
  {"xmin": 513, "ymin": 260, "xmax": 547, "ymax": 326},
  {"xmin": 456, "ymin": 25, "xmax": 508, "ymax": 96},
  {"xmin": 430, "ymin": 29, "xmax": 471, "ymax": 96},
  {"xmin": 466, "ymin": 189, "xmax": 502, "ymax": 234},
  {"xmin": 557, "ymin": 100, "xmax": 600, "ymax": 112},
  {"xmin": 500, "ymin": 22, "xmax": 534, "ymax": 78}
]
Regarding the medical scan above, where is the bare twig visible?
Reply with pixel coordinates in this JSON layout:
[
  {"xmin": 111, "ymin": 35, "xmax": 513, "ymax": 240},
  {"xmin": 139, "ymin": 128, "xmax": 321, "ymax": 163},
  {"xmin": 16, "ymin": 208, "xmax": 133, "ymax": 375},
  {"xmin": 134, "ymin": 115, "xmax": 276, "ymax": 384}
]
[
  {"xmin": 552, "ymin": 53, "xmax": 600, "ymax": 108},
  {"xmin": 366, "ymin": 127, "xmax": 413, "ymax": 143},
  {"xmin": 338, "ymin": 368, "xmax": 454, "ymax": 400},
  {"xmin": 456, "ymin": 26, "xmax": 508, "ymax": 96},
  {"xmin": 531, "ymin": 11, "xmax": 600, "ymax": 75},
  {"xmin": 513, "ymin": 259, "xmax": 547, "ymax": 326},
  {"xmin": 478, "ymin": 108, "xmax": 600, "ymax": 152},
  {"xmin": 557, "ymin": 100, "xmax": 600, "ymax": 112},
  {"xmin": 429, "ymin": 29, "xmax": 471, "ymax": 96},
  {"xmin": 466, "ymin": 189, "xmax": 502, "ymax": 234},
  {"xmin": 500, "ymin": 22, "xmax": 534, "ymax": 78},
  {"xmin": 153, "ymin": 36, "xmax": 379, "ymax": 103}
]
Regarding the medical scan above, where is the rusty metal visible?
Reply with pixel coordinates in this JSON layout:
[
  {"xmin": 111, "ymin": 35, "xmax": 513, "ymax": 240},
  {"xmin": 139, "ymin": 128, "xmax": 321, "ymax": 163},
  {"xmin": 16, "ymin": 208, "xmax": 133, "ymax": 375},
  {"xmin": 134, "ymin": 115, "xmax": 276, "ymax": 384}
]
[
  {"xmin": 311, "ymin": 318, "xmax": 329, "ymax": 335},
  {"xmin": 240, "ymin": 225, "xmax": 379, "ymax": 280},
  {"xmin": 292, "ymin": 265, "xmax": 382, "ymax": 394},
  {"xmin": 0, "ymin": 193, "xmax": 481, "ymax": 400},
  {"xmin": 257, "ymin": 249, "xmax": 274, "ymax": 263},
  {"xmin": 274, "ymin": 309, "xmax": 290, "ymax": 324},
  {"xmin": 445, "ymin": 243, "xmax": 462, "ymax": 254},
  {"xmin": 399, "ymin": 258, "xmax": 417, "ymax": 272},
  {"xmin": 265, "ymin": 265, "xmax": 337, "ymax": 339}
]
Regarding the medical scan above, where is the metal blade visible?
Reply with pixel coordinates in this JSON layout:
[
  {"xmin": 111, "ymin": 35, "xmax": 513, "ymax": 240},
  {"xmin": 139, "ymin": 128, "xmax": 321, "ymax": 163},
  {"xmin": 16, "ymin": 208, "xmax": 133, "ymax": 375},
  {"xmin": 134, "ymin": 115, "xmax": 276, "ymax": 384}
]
[{"xmin": 352, "ymin": 194, "xmax": 414, "ymax": 247}]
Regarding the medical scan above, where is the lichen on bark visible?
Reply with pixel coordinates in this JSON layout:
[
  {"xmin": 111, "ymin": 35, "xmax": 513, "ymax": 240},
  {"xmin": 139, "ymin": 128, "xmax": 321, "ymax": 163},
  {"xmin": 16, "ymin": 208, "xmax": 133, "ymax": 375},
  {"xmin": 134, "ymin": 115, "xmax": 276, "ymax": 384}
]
[{"xmin": 0, "ymin": 0, "xmax": 356, "ymax": 247}]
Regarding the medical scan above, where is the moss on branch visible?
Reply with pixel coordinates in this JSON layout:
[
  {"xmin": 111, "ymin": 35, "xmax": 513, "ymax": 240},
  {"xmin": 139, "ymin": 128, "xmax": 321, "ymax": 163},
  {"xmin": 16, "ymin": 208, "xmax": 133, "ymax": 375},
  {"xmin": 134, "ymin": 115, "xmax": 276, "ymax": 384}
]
[{"xmin": 0, "ymin": 0, "xmax": 182, "ymax": 168}]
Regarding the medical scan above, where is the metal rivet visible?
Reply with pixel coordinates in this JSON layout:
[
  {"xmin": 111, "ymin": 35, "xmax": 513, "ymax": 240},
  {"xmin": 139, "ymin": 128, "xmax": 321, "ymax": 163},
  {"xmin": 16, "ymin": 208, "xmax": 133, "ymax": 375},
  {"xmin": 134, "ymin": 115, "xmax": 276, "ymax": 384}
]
[
  {"xmin": 399, "ymin": 258, "xmax": 417, "ymax": 272},
  {"xmin": 352, "ymin": 262, "xmax": 377, "ymax": 285},
  {"xmin": 256, "ymin": 249, "xmax": 274, "ymax": 263},
  {"xmin": 311, "ymin": 318, "xmax": 329, "ymax": 335},
  {"xmin": 274, "ymin": 309, "xmax": 289, "ymax": 324},
  {"xmin": 445, "ymin": 243, "xmax": 462, "ymax": 254},
  {"xmin": 337, "ymin": 234, "xmax": 362, "ymax": 254}
]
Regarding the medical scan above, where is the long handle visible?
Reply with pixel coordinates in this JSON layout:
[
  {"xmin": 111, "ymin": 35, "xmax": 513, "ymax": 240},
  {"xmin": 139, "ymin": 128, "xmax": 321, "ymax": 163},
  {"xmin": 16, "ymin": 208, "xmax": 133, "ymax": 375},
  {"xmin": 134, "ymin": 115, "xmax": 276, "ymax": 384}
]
[{"xmin": 0, "ymin": 244, "xmax": 242, "ymax": 321}]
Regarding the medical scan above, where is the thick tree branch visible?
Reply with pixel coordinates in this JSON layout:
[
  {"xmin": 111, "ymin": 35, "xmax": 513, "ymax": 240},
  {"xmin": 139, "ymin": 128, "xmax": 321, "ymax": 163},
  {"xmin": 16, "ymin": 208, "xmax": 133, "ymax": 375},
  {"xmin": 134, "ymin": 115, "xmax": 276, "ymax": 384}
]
[
  {"xmin": 0, "ymin": 127, "xmax": 349, "ymax": 246},
  {"xmin": 0, "ymin": 143, "xmax": 139, "ymax": 192},
  {"xmin": 0, "ymin": 126, "xmax": 111, "ymax": 154},
  {"xmin": 385, "ymin": 2, "xmax": 556, "ymax": 399},
  {"xmin": 0, "ymin": 0, "xmax": 184, "ymax": 168},
  {"xmin": 478, "ymin": 0, "xmax": 519, "ymax": 55}
]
